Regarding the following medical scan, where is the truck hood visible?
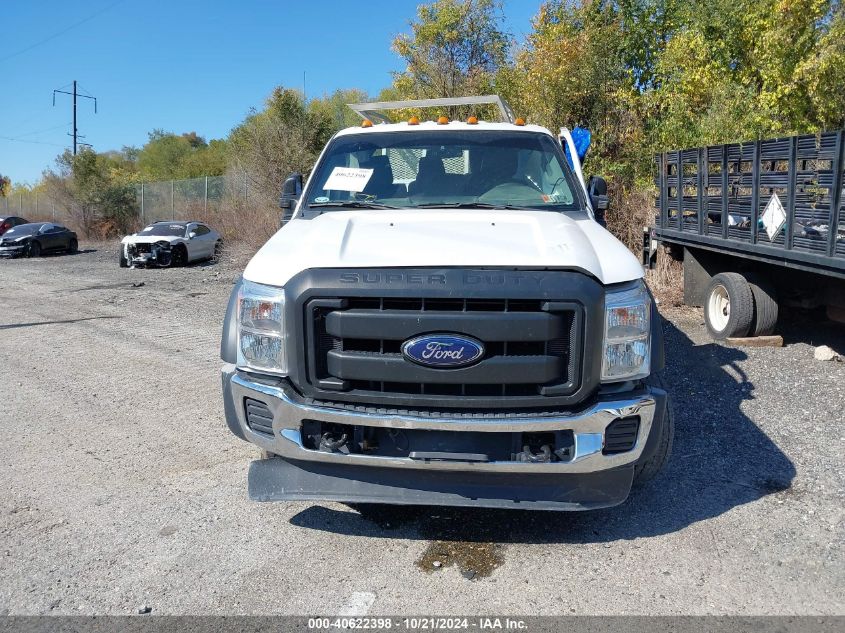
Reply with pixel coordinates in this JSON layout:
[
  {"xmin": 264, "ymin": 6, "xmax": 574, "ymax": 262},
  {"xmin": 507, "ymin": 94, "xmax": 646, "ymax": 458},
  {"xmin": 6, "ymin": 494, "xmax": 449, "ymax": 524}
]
[{"xmin": 243, "ymin": 209, "xmax": 643, "ymax": 287}]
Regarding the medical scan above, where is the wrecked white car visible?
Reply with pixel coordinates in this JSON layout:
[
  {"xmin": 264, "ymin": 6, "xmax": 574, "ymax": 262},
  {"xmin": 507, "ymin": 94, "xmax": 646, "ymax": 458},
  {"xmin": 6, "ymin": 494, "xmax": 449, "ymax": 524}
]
[{"xmin": 120, "ymin": 221, "xmax": 222, "ymax": 268}]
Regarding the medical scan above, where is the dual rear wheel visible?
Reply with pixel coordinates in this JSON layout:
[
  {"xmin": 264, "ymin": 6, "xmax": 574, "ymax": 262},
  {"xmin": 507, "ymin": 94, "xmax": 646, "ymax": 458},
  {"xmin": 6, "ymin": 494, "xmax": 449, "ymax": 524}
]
[{"xmin": 704, "ymin": 272, "xmax": 778, "ymax": 339}]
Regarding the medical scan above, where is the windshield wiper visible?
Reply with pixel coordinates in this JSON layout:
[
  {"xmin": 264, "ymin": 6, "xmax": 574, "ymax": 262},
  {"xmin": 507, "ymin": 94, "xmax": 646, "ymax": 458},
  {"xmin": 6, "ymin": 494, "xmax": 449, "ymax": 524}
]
[
  {"xmin": 308, "ymin": 201, "xmax": 398, "ymax": 210},
  {"xmin": 411, "ymin": 202, "xmax": 535, "ymax": 210}
]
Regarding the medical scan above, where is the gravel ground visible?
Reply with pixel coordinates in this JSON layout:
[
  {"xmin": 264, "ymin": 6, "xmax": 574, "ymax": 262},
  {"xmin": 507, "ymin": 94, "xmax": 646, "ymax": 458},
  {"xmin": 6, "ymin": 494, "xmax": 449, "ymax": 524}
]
[{"xmin": 0, "ymin": 242, "xmax": 843, "ymax": 616}]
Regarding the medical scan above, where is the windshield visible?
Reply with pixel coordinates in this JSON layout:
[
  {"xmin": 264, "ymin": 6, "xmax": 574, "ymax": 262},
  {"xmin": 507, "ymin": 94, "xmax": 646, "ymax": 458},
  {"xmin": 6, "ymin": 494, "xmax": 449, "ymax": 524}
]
[
  {"xmin": 137, "ymin": 224, "xmax": 186, "ymax": 237},
  {"xmin": 5, "ymin": 224, "xmax": 39, "ymax": 236},
  {"xmin": 304, "ymin": 130, "xmax": 581, "ymax": 212}
]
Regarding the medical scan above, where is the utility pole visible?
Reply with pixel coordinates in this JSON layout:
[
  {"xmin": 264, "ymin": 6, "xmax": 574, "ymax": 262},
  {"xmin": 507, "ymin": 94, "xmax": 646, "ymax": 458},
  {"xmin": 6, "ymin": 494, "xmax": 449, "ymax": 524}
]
[{"xmin": 53, "ymin": 81, "xmax": 97, "ymax": 155}]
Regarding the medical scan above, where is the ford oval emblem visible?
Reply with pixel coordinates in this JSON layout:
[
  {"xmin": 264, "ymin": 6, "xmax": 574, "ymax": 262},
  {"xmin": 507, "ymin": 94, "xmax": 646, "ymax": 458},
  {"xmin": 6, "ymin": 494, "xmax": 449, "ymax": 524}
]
[{"xmin": 401, "ymin": 333, "xmax": 485, "ymax": 368}]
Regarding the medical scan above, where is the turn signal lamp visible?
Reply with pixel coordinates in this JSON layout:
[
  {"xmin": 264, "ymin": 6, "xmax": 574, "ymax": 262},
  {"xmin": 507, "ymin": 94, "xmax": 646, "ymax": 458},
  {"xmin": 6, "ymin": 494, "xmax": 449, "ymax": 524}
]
[
  {"xmin": 467, "ymin": 116, "xmax": 478, "ymax": 124},
  {"xmin": 437, "ymin": 115, "xmax": 449, "ymax": 125},
  {"xmin": 515, "ymin": 117, "xmax": 526, "ymax": 126},
  {"xmin": 361, "ymin": 119, "xmax": 373, "ymax": 128},
  {"xmin": 408, "ymin": 116, "xmax": 420, "ymax": 125}
]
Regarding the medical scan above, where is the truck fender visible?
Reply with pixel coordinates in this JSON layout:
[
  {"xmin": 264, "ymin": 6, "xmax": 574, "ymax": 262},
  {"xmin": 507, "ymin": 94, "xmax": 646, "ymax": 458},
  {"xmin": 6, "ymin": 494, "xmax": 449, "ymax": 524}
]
[
  {"xmin": 220, "ymin": 277, "xmax": 242, "ymax": 363},
  {"xmin": 650, "ymin": 297, "xmax": 665, "ymax": 373}
]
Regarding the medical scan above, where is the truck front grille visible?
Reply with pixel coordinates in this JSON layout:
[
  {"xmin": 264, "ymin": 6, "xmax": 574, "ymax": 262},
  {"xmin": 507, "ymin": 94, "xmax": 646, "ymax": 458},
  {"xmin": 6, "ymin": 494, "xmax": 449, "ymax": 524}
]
[
  {"xmin": 305, "ymin": 296, "xmax": 581, "ymax": 404},
  {"xmin": 285, "ymin": 268, "xmax": 603, "ymax": 410}
]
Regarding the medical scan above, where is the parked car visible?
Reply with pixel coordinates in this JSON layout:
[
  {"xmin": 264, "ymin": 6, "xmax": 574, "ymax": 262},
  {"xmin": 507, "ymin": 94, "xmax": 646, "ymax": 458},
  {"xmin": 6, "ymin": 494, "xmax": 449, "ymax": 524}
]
[
  {"xmin": 0, "ymin": 222, "xmax": 78, "ymax": 258},
  {"xmin": 220, "ymin": 96, "xmax": 671, "ymax": 512},
  {"xmin": 119, "ymin": 221, "xmax": 223, "ymax": 268},
  {"xmin": 0, "ymin": 216, "xmax": 29, "ymax": 237}
]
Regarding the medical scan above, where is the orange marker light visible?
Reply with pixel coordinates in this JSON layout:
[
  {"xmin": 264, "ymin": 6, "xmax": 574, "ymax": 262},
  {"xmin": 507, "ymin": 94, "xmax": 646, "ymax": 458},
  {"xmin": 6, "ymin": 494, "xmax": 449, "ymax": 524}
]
[
  {"xmin": 467, "ymin": 116, "xmax": 478, "ymax": 124},
  {"xmin": 408, "ymin": 116, "xmax": 420, "ymax": 125},
  {"xmin": 362, "ymin": 119, "xmax": 373, "ymax": 128},
  {"xmin": 514, "ymin": 117, "xmax": 526, "ymax": 126},
  {"xmin": 437, "ymin": 115, "xmax": 449, "ymax": 125}
]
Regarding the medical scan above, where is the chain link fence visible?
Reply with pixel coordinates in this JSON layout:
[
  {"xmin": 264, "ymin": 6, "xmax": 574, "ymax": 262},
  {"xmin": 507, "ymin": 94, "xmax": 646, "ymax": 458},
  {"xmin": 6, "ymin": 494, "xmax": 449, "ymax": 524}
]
[
  {"xmin": 1, "ymin": 190, "xmax": 64, "ymax": 223},
  {"xmin": 1, "ymin": 175, "xmax": 276, "ymax": 244},
  {"xmin": 134, "ymin": 175, "xmax": 244, "ymax": 225}
]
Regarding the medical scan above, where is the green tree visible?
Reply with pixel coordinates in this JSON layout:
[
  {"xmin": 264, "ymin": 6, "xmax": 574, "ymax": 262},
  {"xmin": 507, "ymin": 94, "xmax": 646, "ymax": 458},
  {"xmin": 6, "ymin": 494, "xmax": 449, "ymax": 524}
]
[
  {"xmin": 389, "ymin": 0, "xmax": 510, "ymax": 115},
  {"xmin": 501, "ymin": 1, "xmax": 647, "ymax": 178},
  {"xmin": 0, "ymin": 173, "xmax": 10, "ymax": 197},
  {"xmin": 228, "ymin": 87, "xmax": 334, "ymax": 205},
  {"xmin": 136, "ymin": 130, "xmax": 228, "ymax": 180},
  {"xmin": 307, "ymin": 88, "xmax": 371, "ymax": 130},
  {"xmin": 44, "ymin": 149, "xmax": 137, "ymax": 237}
]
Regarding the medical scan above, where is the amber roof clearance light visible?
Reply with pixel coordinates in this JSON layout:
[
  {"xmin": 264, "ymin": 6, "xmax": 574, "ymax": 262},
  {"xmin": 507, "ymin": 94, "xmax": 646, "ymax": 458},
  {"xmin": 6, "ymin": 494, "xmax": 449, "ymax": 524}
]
[
  {"xmin": 467, "ymin": 116, "xmax": 479, "ymax": 124},
  {"xmin": 361, "ymin": 119, "xmax": 373, "ymax": 128},
  {"xmin": 437, "ymin": 115, "xmax": 449, "ymax": 125},
  {"xmin": 514, "ymin": 117, "xmax": 526, "ymax": 126},
  {"xmin": 408, "ymin": 116, "xmax": 420, "ymax": 125}
]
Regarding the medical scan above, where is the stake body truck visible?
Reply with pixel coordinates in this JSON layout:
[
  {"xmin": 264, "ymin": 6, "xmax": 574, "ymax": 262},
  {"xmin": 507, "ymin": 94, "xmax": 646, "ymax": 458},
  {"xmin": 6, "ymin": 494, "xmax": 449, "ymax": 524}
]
[{"xmin": 646, "ymin": 130, "xmax": 845, "ymax": 338}]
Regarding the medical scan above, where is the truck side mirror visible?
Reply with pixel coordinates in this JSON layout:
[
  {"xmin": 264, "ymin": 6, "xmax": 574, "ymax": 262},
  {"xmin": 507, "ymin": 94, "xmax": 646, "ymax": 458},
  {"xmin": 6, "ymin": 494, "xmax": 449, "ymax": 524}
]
[
  {"xmin": 588, "ymin": 175, "xmax": 609, "ymax": 227},
  {"xmin": 279, "ymin": 172, "xmax": 303, "ymax": 225}
]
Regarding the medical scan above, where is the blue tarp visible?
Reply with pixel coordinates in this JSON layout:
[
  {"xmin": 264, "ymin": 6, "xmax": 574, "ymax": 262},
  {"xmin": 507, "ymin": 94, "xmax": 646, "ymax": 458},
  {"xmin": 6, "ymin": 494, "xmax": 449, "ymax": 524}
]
[{"xmin": 563, "ymin": 126, "xmax": 591, "ymax": 169}]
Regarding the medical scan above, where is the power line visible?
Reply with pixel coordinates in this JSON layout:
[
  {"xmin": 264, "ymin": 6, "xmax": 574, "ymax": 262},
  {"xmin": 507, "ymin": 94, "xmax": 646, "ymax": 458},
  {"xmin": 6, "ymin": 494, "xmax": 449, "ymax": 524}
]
[
  {"xmin": 0, "ymin": 0, "xmax": 126, "ymax": 63},
  {"xmin": 5, "ymin": 103, "xmax": 62, "ymax": 133},
  {"xmin": 9, "ymin": 122, "xmax": 72, "ymax": 139},
  {"xmin": 0, "ymin": 135, "xmax": 66, "ymax": 148}
]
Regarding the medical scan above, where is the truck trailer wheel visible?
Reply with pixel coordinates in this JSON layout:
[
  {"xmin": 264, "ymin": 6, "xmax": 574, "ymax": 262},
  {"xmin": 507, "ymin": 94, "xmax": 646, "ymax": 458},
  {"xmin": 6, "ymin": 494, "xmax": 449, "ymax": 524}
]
[
  {"xmin": 743, "ymin": 273, "xmax": 779, "ymax": 336},
  {"xmin": 633, "ymin": 374, "xmax": 674, "ymax": 486},
  {"xmin": 704, "ymin": 273, "xmax": 754, "ymax": 339}
]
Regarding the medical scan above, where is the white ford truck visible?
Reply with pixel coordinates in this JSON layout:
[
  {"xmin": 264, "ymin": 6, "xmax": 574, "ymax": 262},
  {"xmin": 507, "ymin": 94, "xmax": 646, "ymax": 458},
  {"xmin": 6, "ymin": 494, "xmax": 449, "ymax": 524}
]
[{"xmin": 221, "ymin": 96, "xmax": 672, "ymax": 510}]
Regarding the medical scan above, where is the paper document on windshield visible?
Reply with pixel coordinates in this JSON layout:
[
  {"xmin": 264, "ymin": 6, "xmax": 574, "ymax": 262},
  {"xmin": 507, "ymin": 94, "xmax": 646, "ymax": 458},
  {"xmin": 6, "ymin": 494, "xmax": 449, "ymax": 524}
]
[{"xmin": 323, "ymin": 167, "xmax": 374, "ymax": 193}]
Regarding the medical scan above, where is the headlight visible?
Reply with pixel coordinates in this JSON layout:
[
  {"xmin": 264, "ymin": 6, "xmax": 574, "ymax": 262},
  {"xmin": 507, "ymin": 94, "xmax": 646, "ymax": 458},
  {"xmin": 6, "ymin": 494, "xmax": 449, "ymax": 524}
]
[
  {"xmin": 601, "ymin": 280, "xmax": 651, "ymax": 382},
  {"xmin": 237, "ymin": 280, "xmax": 287, "ymax": 375}
]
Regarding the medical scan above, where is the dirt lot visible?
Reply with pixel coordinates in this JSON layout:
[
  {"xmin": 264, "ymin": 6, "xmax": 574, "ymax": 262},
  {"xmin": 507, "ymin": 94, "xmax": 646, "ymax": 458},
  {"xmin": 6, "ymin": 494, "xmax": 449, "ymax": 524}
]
[{"xmin": 0, "ymin": 242, "xmax": 843, "ymax": 615}]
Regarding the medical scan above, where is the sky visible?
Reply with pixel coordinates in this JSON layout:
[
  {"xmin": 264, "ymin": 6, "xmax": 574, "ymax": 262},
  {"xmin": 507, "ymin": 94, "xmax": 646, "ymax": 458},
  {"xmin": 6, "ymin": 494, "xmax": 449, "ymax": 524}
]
[{"xmin": 1, "ymin": 0, "xmax": 540, "ymax": 186}]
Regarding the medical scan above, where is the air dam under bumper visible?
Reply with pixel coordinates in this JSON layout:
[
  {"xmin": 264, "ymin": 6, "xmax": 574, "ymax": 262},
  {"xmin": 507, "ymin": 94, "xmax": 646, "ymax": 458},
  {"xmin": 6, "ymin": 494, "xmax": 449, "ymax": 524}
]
[{"xmin": 222, "ymin": 365, "xmax": 667, "ymax": 510}]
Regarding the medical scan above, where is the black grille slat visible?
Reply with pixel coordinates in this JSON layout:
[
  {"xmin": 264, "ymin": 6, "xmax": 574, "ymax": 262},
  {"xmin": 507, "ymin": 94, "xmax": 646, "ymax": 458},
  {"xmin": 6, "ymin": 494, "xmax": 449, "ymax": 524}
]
[
  {"xmin": 325, "ymin": 309, "xmax": 565, "ymax": 341},
  {"xmin": 327, "ymin": 351, "xmax": 563, "ymax": 384}
]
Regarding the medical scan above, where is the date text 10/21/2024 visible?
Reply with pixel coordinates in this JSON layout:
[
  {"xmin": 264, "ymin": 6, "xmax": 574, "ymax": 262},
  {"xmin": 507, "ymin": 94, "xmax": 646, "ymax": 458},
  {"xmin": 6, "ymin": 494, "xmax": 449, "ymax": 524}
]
[{"xmin": 307, "ymin": 617, "xmax": 529, "ymax": 630}]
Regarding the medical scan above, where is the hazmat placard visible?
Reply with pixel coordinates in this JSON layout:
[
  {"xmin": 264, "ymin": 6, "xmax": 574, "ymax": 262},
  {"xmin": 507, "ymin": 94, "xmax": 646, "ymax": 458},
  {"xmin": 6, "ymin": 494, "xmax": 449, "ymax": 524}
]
[{"xmin": 761, "ymin": 194, "xmax": 787, "ymax": 241}]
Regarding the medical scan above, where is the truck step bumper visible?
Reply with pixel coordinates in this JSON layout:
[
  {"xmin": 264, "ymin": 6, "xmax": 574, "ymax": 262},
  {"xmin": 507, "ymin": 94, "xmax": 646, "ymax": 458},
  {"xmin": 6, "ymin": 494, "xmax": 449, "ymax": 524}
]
[{"xmin": 248, "ymin": 457, "xmax": 634, "ymax": 511}]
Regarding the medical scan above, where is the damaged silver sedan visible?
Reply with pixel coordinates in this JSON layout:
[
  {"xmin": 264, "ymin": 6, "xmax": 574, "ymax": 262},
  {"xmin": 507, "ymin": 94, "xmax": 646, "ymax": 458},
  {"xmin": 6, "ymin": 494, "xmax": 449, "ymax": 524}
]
[{"xmin": 120, "ymin": 221, "xmax": 222, "ymax": 268}]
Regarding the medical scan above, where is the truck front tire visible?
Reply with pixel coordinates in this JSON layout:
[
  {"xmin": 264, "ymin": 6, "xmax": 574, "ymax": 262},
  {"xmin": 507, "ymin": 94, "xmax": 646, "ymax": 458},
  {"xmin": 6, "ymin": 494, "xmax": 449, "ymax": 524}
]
[
  {"xmin": 633, "ymin": 374, "xmax": 674, "ymax": 486},
  {"xmin": 704, "ymin": 272, "xmax": 754, "ymax": 339}
]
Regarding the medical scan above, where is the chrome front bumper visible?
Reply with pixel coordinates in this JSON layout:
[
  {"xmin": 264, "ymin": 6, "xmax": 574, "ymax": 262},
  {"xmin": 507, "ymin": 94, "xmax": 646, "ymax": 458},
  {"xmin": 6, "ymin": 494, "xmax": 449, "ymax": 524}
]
[{"xmin": 223, "ymin": 365, "xmax": 659, "ymax": 474}]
